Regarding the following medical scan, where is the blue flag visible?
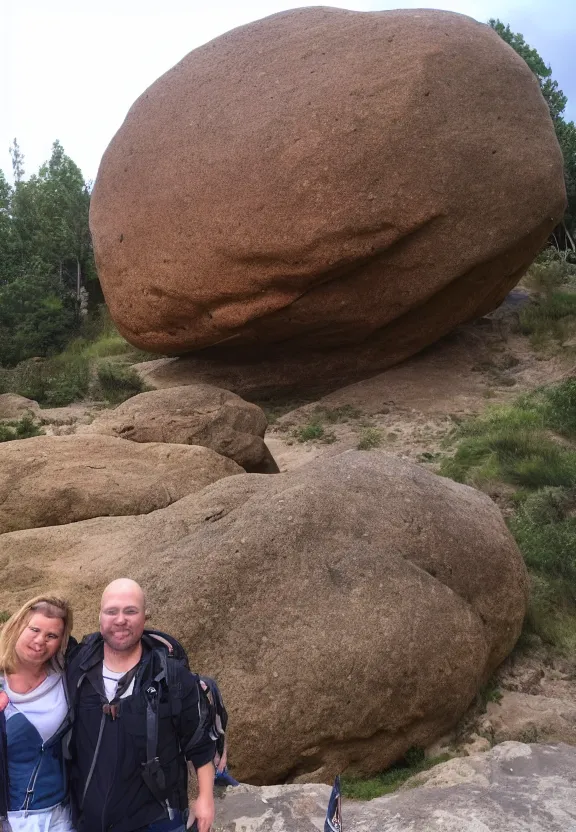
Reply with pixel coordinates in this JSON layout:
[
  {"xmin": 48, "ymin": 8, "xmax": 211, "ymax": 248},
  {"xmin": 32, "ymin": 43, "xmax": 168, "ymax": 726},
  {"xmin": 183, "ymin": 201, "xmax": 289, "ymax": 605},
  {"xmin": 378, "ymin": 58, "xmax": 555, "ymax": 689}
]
[{"xmin": 324, "ymin": 776, "xmax": 342, "ymax": 832}]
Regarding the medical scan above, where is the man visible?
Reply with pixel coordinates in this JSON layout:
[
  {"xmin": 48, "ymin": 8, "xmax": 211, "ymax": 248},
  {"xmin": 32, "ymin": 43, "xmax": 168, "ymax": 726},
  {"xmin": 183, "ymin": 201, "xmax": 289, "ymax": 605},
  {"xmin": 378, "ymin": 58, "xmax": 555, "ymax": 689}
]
[{"xmin": 66, "ymin": 579, "xmax": 216, "ymax": 832}]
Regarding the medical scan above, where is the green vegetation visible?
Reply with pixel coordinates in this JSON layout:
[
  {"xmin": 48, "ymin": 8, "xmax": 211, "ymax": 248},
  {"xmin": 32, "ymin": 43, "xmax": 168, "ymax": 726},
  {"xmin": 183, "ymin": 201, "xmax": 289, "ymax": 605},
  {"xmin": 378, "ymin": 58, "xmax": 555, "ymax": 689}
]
[
  {"xmin": 0, "ymin": 611, "xmax": 11, "ymax": 624},
  {"xmin": 0, "ymin": 307, "xmax": 149, "ymax": 407},
  {"xmin": 293, "ymin": 421, "xmax": 336, "ymax": 443},
  {"xmin": 0, "ymin": 415, "xmax": 44, "ymax": 443},
  {"xmin": 490, "ymin": 21, "xmax": 576, "ymax": 242},
  {"xmin": 341, "ymin": 748, "xmax": 451, "ymax": 800},
  {"xmin": 0, "ymin": 140, "xmax": 96, "ymax": 368},
  {"xmin": 440, "ymin": 379, "xmax": 576, "ymax": 649},
  {"xmin": 357, "ymin": 427, "xmax": 383, "ymax": 450},
  {"xmin": 96, "ymin": 362, "xmax": 148, "ymax": 404}
]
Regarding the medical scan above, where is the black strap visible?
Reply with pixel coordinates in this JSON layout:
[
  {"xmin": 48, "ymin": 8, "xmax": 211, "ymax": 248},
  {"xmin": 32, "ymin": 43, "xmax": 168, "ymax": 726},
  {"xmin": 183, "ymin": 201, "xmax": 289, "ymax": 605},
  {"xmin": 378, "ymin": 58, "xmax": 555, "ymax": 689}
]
[{"xmin": 0, "ymin": 710, "xmax": 9, "ymax": 821}]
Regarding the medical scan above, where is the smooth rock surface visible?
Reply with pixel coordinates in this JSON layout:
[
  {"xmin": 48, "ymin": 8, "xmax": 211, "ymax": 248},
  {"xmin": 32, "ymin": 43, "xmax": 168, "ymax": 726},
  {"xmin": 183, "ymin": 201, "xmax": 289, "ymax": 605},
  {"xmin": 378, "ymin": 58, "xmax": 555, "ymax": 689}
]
[
  {"xmin": 0, "ymin": 433, "xmax": 241, "ymax": 533},
  {"xmin": 91, "ymin": 8, "xmax": 565, "ymax": 364},
  {"xmin": 212, "ymin": 743, "xmax": 576, "ymax": 831},
  {"xmin": 0, "ymin": 452, "xmax": 527, "ymax": 782},
  {"xmin": 83, "ymin": 384, "xmax": 278, "ymax": 473}
]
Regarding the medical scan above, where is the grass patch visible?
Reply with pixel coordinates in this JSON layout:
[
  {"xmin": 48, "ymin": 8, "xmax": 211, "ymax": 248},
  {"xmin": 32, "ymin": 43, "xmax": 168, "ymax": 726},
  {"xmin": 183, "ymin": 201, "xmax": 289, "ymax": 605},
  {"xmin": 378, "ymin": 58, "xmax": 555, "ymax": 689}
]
[
  {"xmin": 440, "ymin": 379, "xmax": 576, "ymax": 649},
  {"xmin": 357, "ymin": 427, "xmax": 383, "ymax": 450},
  {"xmin": 0, "ymin": 611, "xmax": 11, "ymax": 624},
  {"xmin": 96, "ymin": 362, "xmax": 148, "ymax": 404},
  {"xmin": 293, "ymin": 421, "xmax": 336, "ymax": 444},
  {"xmin": 0, "ymin": 415, "xmax": 44, "ymax": 443},
  {"xmin": 341, "ymin": 748, "xmax": 451, "ymax": 800},
  {"xmin": 520, "ymin": 291, "xmax": 576, "ymax": 347}
]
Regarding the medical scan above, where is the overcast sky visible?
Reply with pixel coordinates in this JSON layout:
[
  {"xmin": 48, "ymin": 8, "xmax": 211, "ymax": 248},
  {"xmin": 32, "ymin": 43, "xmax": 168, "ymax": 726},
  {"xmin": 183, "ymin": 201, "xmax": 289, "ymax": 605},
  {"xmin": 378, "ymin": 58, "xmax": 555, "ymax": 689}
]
[{"xmin": 1, "ymin": 0, "xmax": 574, "ymax": 183}]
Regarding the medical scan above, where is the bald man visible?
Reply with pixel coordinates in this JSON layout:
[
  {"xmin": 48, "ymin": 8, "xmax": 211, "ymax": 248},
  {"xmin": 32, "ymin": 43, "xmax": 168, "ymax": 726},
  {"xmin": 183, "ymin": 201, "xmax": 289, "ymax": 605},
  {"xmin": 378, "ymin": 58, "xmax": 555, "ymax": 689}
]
[{"xmin": 66, "ymin": 579, "xmax": 216, "ymax": 832}]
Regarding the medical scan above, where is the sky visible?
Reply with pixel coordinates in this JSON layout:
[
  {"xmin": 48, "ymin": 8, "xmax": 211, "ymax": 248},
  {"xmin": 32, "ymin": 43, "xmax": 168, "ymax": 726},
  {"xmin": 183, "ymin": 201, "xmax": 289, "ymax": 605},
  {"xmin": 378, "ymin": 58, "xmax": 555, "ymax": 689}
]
[{"xmin": 1, "ymin": 0, "xmax": 574, "ymax": 183}]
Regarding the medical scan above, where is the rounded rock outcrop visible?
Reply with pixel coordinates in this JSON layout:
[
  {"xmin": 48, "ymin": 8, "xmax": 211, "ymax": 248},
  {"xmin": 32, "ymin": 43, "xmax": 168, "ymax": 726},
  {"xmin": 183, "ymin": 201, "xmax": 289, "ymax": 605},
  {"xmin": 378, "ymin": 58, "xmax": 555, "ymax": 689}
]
[
  {"xmin": 0, "ymin": 433, "xmax": 241, "ymax": 533},
  {"xmin": 91, "ymin": 7, "xmax": 565, "ymax": 365},
  {"xmin": 82, "ymin": 384, "xmax": 278, "ymax": 473},
  {"xmin": 0, "ymin": 451, "xmax": 527, "ymax": 782}
]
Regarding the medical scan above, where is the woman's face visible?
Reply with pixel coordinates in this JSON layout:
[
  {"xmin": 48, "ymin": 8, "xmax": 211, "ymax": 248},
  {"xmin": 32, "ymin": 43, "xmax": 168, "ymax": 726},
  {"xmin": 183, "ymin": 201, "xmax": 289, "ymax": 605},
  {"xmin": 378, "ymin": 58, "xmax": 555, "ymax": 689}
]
[{"xmin": 14, "ymin": 612, "xmax": 64, "ymax": 670}]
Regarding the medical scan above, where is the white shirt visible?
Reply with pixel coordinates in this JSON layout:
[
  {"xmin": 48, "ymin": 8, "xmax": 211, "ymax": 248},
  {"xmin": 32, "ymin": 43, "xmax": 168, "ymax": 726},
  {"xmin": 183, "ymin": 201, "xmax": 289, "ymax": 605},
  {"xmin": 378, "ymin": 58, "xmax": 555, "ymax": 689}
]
[
  {"xmin": 102, "ymin": 662, "xmax": 135, "ymax": 702},
  {"xmin": 3, "ymin": 672, "xmax": 66, "ymax": 743}
]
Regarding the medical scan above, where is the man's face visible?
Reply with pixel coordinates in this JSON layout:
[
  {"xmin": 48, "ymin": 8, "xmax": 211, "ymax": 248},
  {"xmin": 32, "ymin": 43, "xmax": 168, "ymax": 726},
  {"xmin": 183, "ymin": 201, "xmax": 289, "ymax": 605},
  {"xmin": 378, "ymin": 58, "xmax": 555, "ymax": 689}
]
[{"xmin": 100, "ymin": 588, "xmax": 146, "ymax": 652}]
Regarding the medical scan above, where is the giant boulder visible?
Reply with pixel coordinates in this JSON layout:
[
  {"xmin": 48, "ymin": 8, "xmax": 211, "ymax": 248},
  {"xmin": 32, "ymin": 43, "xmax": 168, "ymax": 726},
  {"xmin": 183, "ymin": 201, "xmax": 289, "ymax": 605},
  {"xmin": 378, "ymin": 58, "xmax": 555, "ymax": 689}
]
[
  {"xmin": 0, "ymin": 434, "xmax": 241, "ymax": 533},
  {"xmin": 91, "ymin": 7, "xmax": 565, "ymax": 369},
  {"xmin": 0, "ymin": 452, "xmax": 527, "ymax": 782}
]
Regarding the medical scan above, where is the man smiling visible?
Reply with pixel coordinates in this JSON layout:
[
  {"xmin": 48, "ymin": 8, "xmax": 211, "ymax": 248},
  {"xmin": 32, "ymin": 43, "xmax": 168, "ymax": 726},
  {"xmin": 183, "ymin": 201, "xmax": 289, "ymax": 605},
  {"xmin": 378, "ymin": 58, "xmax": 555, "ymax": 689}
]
[{"xmin": 66, "ymin": 579, "xmax": 215, "ymax": 832}]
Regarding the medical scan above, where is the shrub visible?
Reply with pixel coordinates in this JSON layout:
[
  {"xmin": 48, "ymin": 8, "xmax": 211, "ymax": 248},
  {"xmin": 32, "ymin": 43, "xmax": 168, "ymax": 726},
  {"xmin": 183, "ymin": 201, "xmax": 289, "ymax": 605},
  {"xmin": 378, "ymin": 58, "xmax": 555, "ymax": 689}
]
[
  {"xmin": 96, "ymin": 362, "xmax": 147, "ymax": 403},
  {"xmin": 357, "ymin": 427, "xmax": 383, "ymax": 450},
  {"xmin": 293, "ymin": 421, "xmax": 335, "ymax": 443},
  {"xmin": 519, "ymin": 291, "xmax": 576, "ymax": 347},
  {"xmin": 0, "ymin": 415, "xmax": 44, "ymax": 442}
]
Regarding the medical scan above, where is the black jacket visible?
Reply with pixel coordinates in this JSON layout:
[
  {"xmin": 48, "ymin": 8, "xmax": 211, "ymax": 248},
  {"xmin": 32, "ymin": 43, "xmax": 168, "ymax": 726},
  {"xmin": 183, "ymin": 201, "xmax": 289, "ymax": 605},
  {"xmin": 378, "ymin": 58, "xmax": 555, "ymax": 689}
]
[{"xmin": 66, "ymin": 634, "xmax": 215, "ymax": 832}]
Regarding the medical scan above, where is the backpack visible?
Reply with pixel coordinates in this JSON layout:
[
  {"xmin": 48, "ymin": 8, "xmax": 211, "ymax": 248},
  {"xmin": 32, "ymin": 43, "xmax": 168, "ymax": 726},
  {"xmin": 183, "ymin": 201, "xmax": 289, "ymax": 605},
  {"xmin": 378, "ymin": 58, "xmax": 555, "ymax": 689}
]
[{"xmin": 144, "ymin": 629, "xmax": 228, "ymax": 760}]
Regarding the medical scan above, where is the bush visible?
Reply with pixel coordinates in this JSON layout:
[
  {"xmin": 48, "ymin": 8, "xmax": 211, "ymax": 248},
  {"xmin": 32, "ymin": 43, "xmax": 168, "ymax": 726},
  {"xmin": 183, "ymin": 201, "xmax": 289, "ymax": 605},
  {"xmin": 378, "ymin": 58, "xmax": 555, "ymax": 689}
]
[
  {"xmin": 524, "ymin": 248, "xmax": 576, "ymax": 294},
  {"xmin": 96, "ymin": 362, "xmax": 147, "ymax": 403},
  {"xmin": 293, "ymin": 421, "xmax": 335, "ymax": 443},
  {"xmin": 0, "ymin": 415, "xmax": 44, "ymax": 442},
  {"xmin": 357, "ymin": 427, "xmax": 383, "ymax": 450},
  {"xmin": 519, "ymin": 291, "xmax": 576, "ymax": 347},
  {"xmin": 0, "ymin": 355, "xmax": 91, "ymax": 407}
]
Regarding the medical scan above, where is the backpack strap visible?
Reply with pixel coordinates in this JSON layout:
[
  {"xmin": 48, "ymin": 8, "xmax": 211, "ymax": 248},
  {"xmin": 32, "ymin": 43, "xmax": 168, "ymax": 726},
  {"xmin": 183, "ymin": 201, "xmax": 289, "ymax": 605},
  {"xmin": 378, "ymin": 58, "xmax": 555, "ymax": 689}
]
[
  {"xmin": 140, "ymin": 650, "xmax": 177, "ymax": 820},
  {"xmin": 0, "ymin": 709, "xmax": 9, "ymax": 824}
]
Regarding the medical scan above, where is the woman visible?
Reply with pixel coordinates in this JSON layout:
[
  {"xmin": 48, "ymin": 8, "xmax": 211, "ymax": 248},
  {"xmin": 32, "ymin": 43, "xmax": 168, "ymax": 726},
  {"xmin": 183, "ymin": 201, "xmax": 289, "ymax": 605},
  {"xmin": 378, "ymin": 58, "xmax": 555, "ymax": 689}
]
[{"xmin": 0, "ymin": 596, "xmax": 74, "ymax": 832}]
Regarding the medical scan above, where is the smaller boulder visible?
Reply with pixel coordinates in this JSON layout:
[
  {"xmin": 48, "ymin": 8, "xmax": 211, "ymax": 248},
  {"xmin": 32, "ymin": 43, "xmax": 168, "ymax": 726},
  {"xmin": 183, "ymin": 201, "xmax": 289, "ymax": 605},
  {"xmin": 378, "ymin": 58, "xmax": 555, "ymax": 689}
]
[
  {"xmin": 0, "ymin": 433, "xmax": 241, "ymax": 534},
  {"xmin": 83, "ymin": 384, "xmax": 278, "ymax": 473},
  {"xmin": 0, "ymin": 393, "xmax": 39, "ymax": 420}
]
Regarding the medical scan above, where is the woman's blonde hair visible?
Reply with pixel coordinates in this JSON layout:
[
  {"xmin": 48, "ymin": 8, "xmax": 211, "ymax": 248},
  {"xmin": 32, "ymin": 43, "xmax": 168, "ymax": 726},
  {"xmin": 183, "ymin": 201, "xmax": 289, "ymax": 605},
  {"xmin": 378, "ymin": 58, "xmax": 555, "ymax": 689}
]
[{"xmin": 0, "ymin": 596, "xmax": 73, "ymax": 675}]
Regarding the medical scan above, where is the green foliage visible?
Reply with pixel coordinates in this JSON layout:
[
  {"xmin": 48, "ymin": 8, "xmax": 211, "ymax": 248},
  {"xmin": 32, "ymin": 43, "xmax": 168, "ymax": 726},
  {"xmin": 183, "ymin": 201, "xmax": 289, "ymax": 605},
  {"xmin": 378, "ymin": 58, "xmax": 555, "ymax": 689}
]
[
  {"xmin": 0, "ymin": 140, "xmax": 96, "ymax": 367},
  {"xmin": 96, "ymin": 362, "xmax": 148, "ymax": 404},
  {"xmin": 0, "ymin": 355, "xmax": 90, "ymax": 407},
  {"xmin": 479, "ymin": 679, "xmax": 503, "ymax": 706},
  {"xmin": 357, "ymin": 427, "xmax": 383, "ymax": 450},
  {"xmin": 0, "ymin": 274, "xmax": 78, "ymax": 366},
  {"xmin": 440, "ymin": 381, "xmax": 576, "ymax": 648},
  {"xmin": 519, "ymin": 291, "xmax": 576, "ymax": 347},
  {"xmin": 0, "ymin": 415, "xmax": 44, "ymax": 443},
  {"xmin": 293, "ymin": 421, "xmax": 335, "ymax": 443},
  {"xmin": 490, "ymin": 20, "xmax": 576, "ymax": 238},
  {"xmin": 341, "ymin": 749, "xmax": 451, "ymax": 800}
]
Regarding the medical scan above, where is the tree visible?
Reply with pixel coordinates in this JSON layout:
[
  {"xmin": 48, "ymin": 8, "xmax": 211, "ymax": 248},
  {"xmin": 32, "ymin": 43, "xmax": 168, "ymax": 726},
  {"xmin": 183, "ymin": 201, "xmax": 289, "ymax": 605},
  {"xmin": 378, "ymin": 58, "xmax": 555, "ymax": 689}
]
[
  {"xmin": 0, "ymin": 140, "xmax": 97, "ymax": 365},
  {"xmin": 490, "ymin": 20, "xmax": 576, "ymax": 242},
  {"xmin": 9, "ymin": 139, "xmax": 25, "ymax": 184}
]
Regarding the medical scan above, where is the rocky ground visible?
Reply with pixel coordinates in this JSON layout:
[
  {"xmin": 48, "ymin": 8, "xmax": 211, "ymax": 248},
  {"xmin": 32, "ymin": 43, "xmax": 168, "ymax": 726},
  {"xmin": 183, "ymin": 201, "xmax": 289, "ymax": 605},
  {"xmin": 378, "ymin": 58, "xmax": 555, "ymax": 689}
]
[{"xmin": 212, "ymin": 743, "xmax": 576, "ymax": 831}]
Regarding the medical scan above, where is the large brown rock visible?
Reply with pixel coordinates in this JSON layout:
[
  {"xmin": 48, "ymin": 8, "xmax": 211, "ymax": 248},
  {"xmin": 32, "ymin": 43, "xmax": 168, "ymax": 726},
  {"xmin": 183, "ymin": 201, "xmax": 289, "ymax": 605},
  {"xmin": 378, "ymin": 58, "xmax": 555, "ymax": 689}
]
[
  {"xmin": 91, "ymin": 8, "xmax": 565, "ymax": 366},
  {"xmin": 0, "ymin": 393, "xmax": 39, "ymax": 420},
  {"xmin": 82, "ymin": 384, "xmax": 278, "ymax": 473},
  {"xmin": 0, "ymin": 452, "xmax": 527, "ymax": 782},
  {"xmin": 0, "ymin": 434, "xmax": 240, "ymax": 533}
]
